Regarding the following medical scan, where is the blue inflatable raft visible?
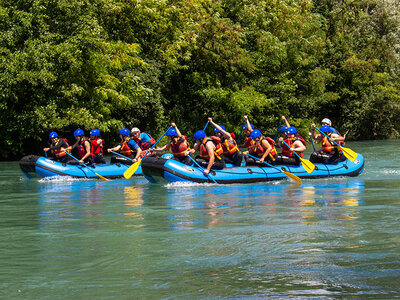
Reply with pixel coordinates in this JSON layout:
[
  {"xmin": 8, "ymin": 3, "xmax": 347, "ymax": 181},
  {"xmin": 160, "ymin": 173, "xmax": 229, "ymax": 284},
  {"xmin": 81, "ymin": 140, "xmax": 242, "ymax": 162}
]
[
  {"xmin": 20, "ymin": 155, "xmax": 142, "ymax": 179},
  {"xmin": 141, "ymin": 154, "xmax": 365, "ymax": 184}
]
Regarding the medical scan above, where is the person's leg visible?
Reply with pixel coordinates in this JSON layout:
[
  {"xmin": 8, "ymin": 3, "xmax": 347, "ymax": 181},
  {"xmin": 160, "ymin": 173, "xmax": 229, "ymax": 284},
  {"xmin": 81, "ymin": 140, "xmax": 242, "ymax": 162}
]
[
  {"xmin": 211, "ymin": 158, "xmax": 226, "ymax": 170},
  {"xmin": 231, "ymin": 151, "xmax": 244, "ymax": 166}
]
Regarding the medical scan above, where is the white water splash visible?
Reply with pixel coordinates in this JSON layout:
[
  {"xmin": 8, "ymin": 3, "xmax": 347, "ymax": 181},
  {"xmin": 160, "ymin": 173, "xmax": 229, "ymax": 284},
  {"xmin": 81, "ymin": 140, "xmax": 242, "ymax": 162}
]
[
  {"xmin": 38, "ymin": 176, "xmax": 93, "ymax": 183},
  {"xmin": 165, "ymin": 181, "xmax": 215, "ymax": 189}
]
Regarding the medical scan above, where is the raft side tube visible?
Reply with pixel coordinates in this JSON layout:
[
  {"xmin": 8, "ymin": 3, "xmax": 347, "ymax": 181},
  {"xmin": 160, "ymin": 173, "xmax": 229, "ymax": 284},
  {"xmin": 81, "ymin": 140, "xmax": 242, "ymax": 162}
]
[{"xmin": 141, "ymin": 153, "xmax": 365, "ymax": 184}]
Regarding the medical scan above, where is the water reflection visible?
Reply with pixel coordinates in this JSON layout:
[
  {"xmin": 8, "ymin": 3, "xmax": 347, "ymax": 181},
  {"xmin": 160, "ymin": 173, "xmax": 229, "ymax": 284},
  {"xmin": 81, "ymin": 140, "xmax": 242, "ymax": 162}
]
[
  {"xmin": 162, "ymin": 180, "xmax": 365, "ymax": 231},
  {"xmin": 34, "ymin": 176, "xmax": 365, "ymax": 234},
  {"xmin": 297, "ymin": 180, "xmax": 364, "ymax": 207},
  {"xmin": 123, "ymin": 186, "xmax": 144, "ymax": 222}
]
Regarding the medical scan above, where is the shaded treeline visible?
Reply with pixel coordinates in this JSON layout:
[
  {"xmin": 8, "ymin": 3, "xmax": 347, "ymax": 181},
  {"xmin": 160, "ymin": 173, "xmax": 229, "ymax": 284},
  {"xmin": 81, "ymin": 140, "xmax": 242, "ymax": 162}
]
[{"xmin": 1, "ymin": 0, "xmax": 399, "ymax": 159}]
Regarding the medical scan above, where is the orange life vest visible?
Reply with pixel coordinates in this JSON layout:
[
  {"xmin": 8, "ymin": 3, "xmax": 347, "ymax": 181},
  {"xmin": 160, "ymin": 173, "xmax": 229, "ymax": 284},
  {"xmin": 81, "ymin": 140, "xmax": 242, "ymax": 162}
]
[
  {"xmin": 120, "ymin": 138, "xmax": 137, "ymax": 156},
  {"xmin": 51, "ymin": 138, "xmax": 70, "ymax": 158},
  {"xmin": 221, "ymin": 138, "xmax": 239, "ymax": 156},
  {"xmin": 321, "ymin": 136, "xmax": 342, "ymax": 153},
  {"xmin": 281, "ymin": 138, "xmax": 304, "ymax": 158},
  {"xmin": 200, "ymin": 137, "xmax": 223, "ymax": 161}
]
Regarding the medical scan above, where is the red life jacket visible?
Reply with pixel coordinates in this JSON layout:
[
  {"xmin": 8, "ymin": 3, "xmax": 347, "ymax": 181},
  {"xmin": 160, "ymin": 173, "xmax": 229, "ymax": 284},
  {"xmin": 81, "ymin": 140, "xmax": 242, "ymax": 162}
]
[
  {"xmin": 281, "ymin": 137, "xmax": 304, "ymax": 158},
  {"xmin": 250, "ymin": 137, "xmax": 277, "ymax": 159},
  {"xmin": 169, "ymin": 139, "xmax": 190, "ymax": 157},
  {"xmin": 245, "ymin": 136, "xmax": 254, "ymax": 149},
  {"xmin": 120, "ymin": 138, "xmax": 137, "ymax": 156},
  {"xmin": 51, "ymin": 138, "xmax": 70, "ymax": 158},
  {"xmin": 221, "ymin": 138, "xmax": 239, "ymax": 156},
  {"xmin": 139, "ymin": 133, "xmax": 156, "ymax": 150},
  {"xmin": 90, "ymin": 138, "xmax": 104, "ymax": 157},
  {"xmin": 200, "ymin": 136, "xmax": 223, "ymax": 161},
  {"xmin": 77, "ymin": 138, "xmax": 90, "ymax": 159}
]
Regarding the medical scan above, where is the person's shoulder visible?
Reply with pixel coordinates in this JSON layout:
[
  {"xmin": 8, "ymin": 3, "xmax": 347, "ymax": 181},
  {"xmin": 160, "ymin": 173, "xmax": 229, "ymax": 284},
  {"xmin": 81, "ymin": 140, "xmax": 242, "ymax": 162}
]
[{"xmin": 128, "ymin": 139, "xmax": 138, "ymax": 146}]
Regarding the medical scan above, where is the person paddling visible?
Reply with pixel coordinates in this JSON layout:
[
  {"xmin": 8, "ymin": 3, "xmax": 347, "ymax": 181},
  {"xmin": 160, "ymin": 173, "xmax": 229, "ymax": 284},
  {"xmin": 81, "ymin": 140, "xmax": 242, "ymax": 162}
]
[
  {"xmin": 309, "ymin": 124, "xmax": 345, "ymax": 164},
  {"xmin": 244, "ymin": 129, "xmax": 277, "ymax": 166},
  {"xmin": 150, "ymin": 123, "xmax": 192, "ymax": 165},
  {"xmin": 276, "ymin": 115, "xmax": 289, "ymax": 148},
  {"xmin": 66, "ymin": 129, "xmax": 91, "ymax": 164},
  {"xmin": 107, "ymin": 128, "xmax": 142, "ymax": 164},
  {"xmin": 189, "ymin": 129, "xmax": 225, "ymax": 175},
  {"xmin": 276, "ymin": 126, "xmax": 306, "ymax": 165},
  {"xmin": 240, "ymin": 115, "xmax": 255, "ymax": 149},
  {"xmin": 89, "ymin": 129, "xmax": 106, "ymax": 164},
  {"xmin": 43, "ymin": 131, "xmax": 72, "ymax": 164},
  {"xmin": 208, "ymin": 118, "xmax": 243, "ymax": 166},
  {"xmin": 131, "ymin": 127, "xmax": 156, "ymax": 152}
]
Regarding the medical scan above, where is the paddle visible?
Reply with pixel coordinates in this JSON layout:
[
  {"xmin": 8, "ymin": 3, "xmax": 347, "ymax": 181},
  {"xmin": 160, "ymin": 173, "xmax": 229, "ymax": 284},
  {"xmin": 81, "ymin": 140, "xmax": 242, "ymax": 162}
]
[
  {"xmin": 273, "ymin": 120, "xmax": 283, "ymax": 141},
  {"xmin": 111, "ymin": 150, "xmax": 133, "ymax": 161},
  {"xmin": 123, "ymin": 126, "xmax": 172, "ymax": 179},
  {"xmin": 237, "ymin": 120, "xmax": 245, "ymax": 144},
  {"xmin": 282, "ymin": 140, "xmax": 315, "ymax": 173},
  {"xmin": 203, "ymin": 121, "xmax": 209, "ymax": 132},
  {"xmin": 309, "ymin": 133, "xmax": 316, "ymax": 151},
  {"xmin": 246, "ymin": 153, "xmax": 301, "ymax": 184},
  {"xmin": 314, "ymin": 127, "xmax": 357, "ymax": 162},
  {"xmin": 64, "ymin": 151, "xmax": 110, "ymax": 181},
  {"xmin": 187, "ymin": 155, "xmax": 218, "ymax": 184}
]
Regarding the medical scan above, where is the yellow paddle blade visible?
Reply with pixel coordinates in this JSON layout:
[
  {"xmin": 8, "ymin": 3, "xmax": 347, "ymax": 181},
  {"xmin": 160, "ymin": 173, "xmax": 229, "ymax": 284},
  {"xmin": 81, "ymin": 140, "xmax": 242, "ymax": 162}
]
[
  {"xmin": 341, "ymin": 147, "xmax": 357, "ymax": 162},
  {"xmin": 95, "ymin": 172, "xmax": 110, "ymax": 181},
  {"xmin": 123, "ymin": 158, "xmax": 142, "ymax": 179},
  {"xmin": 282, "ymin": 170, "xmax": 302, "ymax": 184},
  {"xmin": 300, "ymin": 157, "xmax": 315, "ymax": 173}
]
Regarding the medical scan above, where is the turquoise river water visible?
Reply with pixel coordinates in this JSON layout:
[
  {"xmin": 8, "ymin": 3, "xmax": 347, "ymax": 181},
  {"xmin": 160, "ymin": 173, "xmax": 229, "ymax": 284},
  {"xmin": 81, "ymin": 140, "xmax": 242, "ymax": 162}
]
[{"xmin": 0, "ymin": 140, "xmax": 399, "ymax": 299}]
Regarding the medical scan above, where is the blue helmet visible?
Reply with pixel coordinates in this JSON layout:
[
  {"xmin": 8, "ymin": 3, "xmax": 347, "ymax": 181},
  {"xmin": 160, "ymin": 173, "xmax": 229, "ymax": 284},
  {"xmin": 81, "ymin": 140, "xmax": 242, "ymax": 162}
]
[
  {"xmin": 194, "ymin": 130, "xmax": 206, "ymax": 141},
  {"xmin": 286, "ymin": 126, "xmax": 297, "ymax": 135},
  {"xmin": 320, "ymin": 125, "xmax": 332, "ymax": 134},
  {"xmin": 49, "ymin": 131, "xmax": 58, "ymax": 139},
  {"xmin": 119, "ymin": 128, "xmax": 130, "ymax": 136},
  {"xmin": 166, "ymin": 128, "xmax": 178, "ymax": 136},
  {"xmin": 250, "ymin": 129, "xmax": 262, "ymax": 139},
  {"xmin": 280, "ymin": 125, "xmax": 288, "ymax": 133},
  {"xmin": 214, "ymin": 125, "xmax": 226, "ymax": 133},
  {"xmin": 90, "ymin": 129, "xmax": 100, "ymax": 136},
  {"xmin": 244, "ymin": 123, "xmax": 255, "ymax": 130},
  {"xmin": 73, "ymin": 129, "xmax": 84, "ymax": 137}
]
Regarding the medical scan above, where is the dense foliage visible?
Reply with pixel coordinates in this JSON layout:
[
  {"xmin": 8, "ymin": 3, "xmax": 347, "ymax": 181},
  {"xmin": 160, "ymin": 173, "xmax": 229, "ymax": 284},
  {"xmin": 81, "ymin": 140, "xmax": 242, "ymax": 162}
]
[{"xmin": 1, "ymin": 0, "xmax": 399, "ymax": 159}]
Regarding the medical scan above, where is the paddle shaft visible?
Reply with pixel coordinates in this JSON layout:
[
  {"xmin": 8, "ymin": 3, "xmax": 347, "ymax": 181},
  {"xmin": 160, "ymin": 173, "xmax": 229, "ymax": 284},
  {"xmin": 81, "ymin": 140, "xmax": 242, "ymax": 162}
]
[
  {"xmin": 123, "ymin": 126, "xmax": 172, "ymax": 179},
  {"xmin": 237, "ymin": 120, "xmax": 245, "ymax": 143},
  {"xmin": 64, "ymin": 151, "xmax": 109, "ymax": 180},
  {"xmin": 188, "ymin": 155, "xmax": 218, "ymax": 184},
  {"xmin": 246, "ymin": 153, "xmax": 301, "ymax": 183},
  {"xmin": 111, "ymin": 151, "xmax": 133, "ymax": 160},
  {"xmin": 282, "ymin": 140, "xmax": 302, "ymax": 160},
  {"xmin": 273, "ymin": 120, "xmax": 283, "ymax": 141},
  {"xmin": 203, "ymin": 121, "xmax": 209, "ymax": 132},
  {"xmin": 314, "ymin": 127, "xmax": 343, "ymax": 149},
  {"xmin": 246, "ymin": 153, "xmax": 282, "ymax": 172},
  {"xmin": 144, "ymin": 126, "xmax": 172, "ymax": 158},
  {"xmin": 310, "ymin": 134, "xmax": 316, "ymax": 151}
]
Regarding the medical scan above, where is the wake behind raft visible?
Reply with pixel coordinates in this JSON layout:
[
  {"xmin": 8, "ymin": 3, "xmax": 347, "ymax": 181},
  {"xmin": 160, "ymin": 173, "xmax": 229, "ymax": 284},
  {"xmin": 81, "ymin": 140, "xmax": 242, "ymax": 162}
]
[
  {"xmin": 19, "ymin": 155, "xmax": 142, "ymax": 179},
  {"xmin": 141, "ymin": 153, "xmax": 365, "ymax": 184}
]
